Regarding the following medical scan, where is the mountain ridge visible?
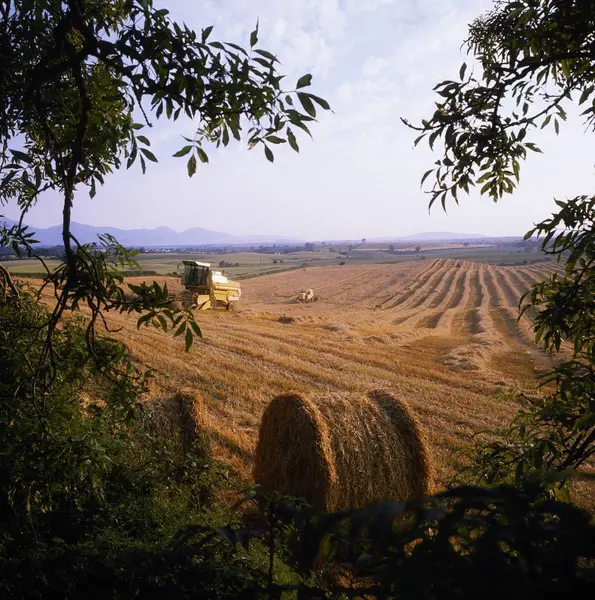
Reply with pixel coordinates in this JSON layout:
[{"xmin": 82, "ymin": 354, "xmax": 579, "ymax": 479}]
[
  {"xmin": 0, "ymin": 218, "xmax": 301, "ymax": 246},
  {"xmin": 396, "ymin": 231, "xmax": 484, "ymax": 241},
  {"xmin": 1, "ymin": 218, "xmax": 502, "ymax": 246}
]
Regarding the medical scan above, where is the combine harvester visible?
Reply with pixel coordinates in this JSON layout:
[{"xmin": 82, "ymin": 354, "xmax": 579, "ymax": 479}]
[{"xmin": 179, "ymin": 260, "xmax": 241, "ymax": 311}]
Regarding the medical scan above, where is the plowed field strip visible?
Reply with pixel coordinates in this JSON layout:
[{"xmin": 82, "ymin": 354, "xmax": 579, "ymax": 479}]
[
  {"xmin": 299, "ymin": 267, "xmax": 381, "ymax": 296},
  {"xmin": 416, "ymin": 268, "xmax": 465, "ymax": 329},
  {"xmin": 211, "ymin": 321, "xmax": 494, "ymax": 395},
  {"xmin": 513, "ymin": 268, "xmax": 542, "ymax": 289},
  {"xmin": 463, "ymin": 265, "xmax": 484, "ymax": 334},
  {"xmin": 373, "ymin": 261, "xmax": 441, "ymax": 308},
  {"xmin": 428, "ymin": 266, "xmax": 472, "ymax": 333},
  {"xmin": 483, "ymin": 269, "xmax": 531, "ymax": 347},
  {"xmin": 451, "ymin": 264, "xmax": 478, "ymax": 335},
  {"xmin": 429, "ymin": 268, "xmax": 458, "ymax": 308},
  {"xmin": 505, "ymin": 269, "xmax": 532, "ymax": 296},
  {"xmin": 408, "ymin": 265, "xmax": 454, "ymax": 309},
  {"xmin": 492, "ymin": 307, "xmax": 551, "ymax": 373},
  {"xmin": 485, "ymin": 271, "xmax": 532, "ymax": 347},
  {"xmin": 483, "ymin": 266, "xmax": 502, "ymax": 308},
  {"xmin": 446, "ymin": 269, "xmax": 468, "ymax": 309},
  {"xmin": 467, "ymin": 265, "xmax": 494, "ymax": 335},
  {"xmin": 387, "ymin": 266, "xmax": 457, "ymax": 329},
  {"xmin": 381, "ymin": 259, "xmax": 443, "ymax": 309},
  {"xmin": 320, "ymin": 265, "xmax": 420, "ymax": 306},
  {"xmin": 182, "ymin": 327, "xmax": 511, "ymax": 439},
  {"xmin": 494, "ymin": 269, "xmax": 521, "ymax": 307}
]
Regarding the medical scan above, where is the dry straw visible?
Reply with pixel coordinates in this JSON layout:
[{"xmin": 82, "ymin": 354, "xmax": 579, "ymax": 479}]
[
  {"xmin": 140, "ymin": 388, "xmax": 211, "ymax": 460},
  {"xmin": 253, "ymin": 390, "xmax": 433, "ymax": 511}
]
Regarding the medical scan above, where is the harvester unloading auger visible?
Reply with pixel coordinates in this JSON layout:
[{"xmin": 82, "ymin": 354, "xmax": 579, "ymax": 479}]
[{"xmin": 179, "ymin": 261, "xmax": 241, "ymax": 311}]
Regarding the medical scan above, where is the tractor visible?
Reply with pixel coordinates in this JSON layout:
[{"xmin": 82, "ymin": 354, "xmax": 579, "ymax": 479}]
[
  {"xmin": 297, "ymin": 288, "xmax": 315, "ymax": 303},
  {"xmin": 179, "ymin": 261, "xmax": 241, "ymax": 310}
]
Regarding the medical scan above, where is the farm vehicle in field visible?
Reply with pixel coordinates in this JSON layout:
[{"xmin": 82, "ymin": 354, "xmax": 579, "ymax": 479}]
[
  {"xmin": 179, "ymin": 260, "xmax": 241, "ymax": 311},
  {"xmin": 297, "ymin": 288, "xmax": 315, "ymax": 302}
]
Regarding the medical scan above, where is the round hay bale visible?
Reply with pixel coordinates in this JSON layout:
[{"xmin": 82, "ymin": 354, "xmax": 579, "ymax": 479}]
[
  {"xmin": 140, "ymin": 388, "xmax": 211, "ymax": 460},
  {"xmin": 253, "ymin": 390, "xmax": 433, "ymax": 511}
]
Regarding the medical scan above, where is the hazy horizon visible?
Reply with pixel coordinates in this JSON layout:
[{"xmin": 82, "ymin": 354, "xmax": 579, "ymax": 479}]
[
  {"xmin": 1, "ymin": 214, "xmax": 492, "ymax": 244},
  {"xmin": 4, "ymin": 0, "xmax": 593, "ymax": 239}
]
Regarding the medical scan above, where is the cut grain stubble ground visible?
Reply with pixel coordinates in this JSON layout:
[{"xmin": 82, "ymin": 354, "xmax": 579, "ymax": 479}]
[{"xmin": 95, "ymin": 259, "xmax": 561, "ymax": 492}]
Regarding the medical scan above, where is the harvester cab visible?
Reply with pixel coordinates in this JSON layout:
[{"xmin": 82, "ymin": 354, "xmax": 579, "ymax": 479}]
[{"xmin": 180, "ymin": 261, "xmax": 241, "ymax": 311}]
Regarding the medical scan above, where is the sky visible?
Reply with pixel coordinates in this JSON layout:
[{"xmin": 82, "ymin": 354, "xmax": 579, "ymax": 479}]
[{"xmin": 4, "ymin": 0, "xmax": 594, "ymax": 239}]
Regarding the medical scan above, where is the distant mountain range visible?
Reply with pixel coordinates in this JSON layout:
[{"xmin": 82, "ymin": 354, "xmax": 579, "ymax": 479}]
[
  {"xmin": 0, "ymin": 218, "xmax": 300, "ymax": 247},
  {"xmin": 396, "ymin": 232, "xmax": 485, "ymax": 241},
  {"xmin": 1, "ymin": 218, "xmax": 504, "ymax": 247}
]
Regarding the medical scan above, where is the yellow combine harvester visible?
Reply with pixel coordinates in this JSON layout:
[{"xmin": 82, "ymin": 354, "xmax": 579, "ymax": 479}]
[{"xmin": 179, "ymin": 260, "xmax": 242, "ymax": 310}]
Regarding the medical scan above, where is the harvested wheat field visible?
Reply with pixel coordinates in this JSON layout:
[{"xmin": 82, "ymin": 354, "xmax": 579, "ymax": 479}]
[{"xmin": 96, "ymin": 259, "xmax": 588, "ymax": 502}]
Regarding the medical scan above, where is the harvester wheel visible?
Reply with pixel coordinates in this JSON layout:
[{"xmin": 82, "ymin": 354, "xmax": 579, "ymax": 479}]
[{"xmin": 227, "ymin": 302, "xmax": 234, "ymax": 311}]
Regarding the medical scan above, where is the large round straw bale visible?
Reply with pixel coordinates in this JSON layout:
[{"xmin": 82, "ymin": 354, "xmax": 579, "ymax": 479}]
[
  {"xmin": 253, "ymin": 390, "xmax": 433, "ymax": 511},
  {"xmin": 141, "ymin": 388, "xmax": 211, "ymax": 460}
]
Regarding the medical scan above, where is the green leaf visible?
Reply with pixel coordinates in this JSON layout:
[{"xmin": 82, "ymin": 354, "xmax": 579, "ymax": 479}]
[
  {"xmin": 126, "ymin": 144, "xmax": 137, "ymax": 169},
  {"xmin": 202, "ymin": 25, "xmax": 214, "ymax": 42},
  {"xmin": 9, "ymin": 149, "xmax": 32, "ymax": 163},
  {"xmin": 250, "ymin": 21, "xmax": 258, "ymax": 47},
  {"xmin": 225, "ymin": 42, "xmax": 248, "ymax": 56},
  {"xmin": 190, "ymin": 320, "xmax": 202, "ymax": 338},
  {"xmin": 308, "ymin": 94, "xmax": 331, "ymax": 111},
  {"xmin": 297, "ymin": 93, "xmax": 316, "ymax": 118},
  {"xmin": 287, "ymin": 129, "xmax": 299, "ymax": 153},
  {"xmin": 541, "ymin": 114, "xmax": 552, "ymax": 129},
  {"xmin": 265, "ymin": 136, "xmax": 285, "ymax": 144},
  {"xmin": 264, "ymin": 145, "xmax": 274, "ymax": 163},
  {"xmin": 296, "ymin": 74, "xmax": 312, "ymax": 89},
  {"xmin": 140, "ymin": 148, "xmax": 158, "ymax": 162},
  {"xmin": 459, "ymin": 62, "xmax": 467, "ymax": 80},
  {"xmin": 289, "ymin": 118, "xmax": 312, "ymax": 138},
  {"xmin": 132, "ymin": 123, "xmax": 144, "ymax": 130},
  {"xmin": 187, "ymin": 155, "xmax": 197, "ymax": 177},
  {"xmin": 185, "ymin": 327, "xmax": 193, "ymax": 351},
  {"xmin": 136, "ymin": 135, "xmax": 151, "ymax": 146},
  {"xmin": 173, "ymin": 145, "xmax": 193, "ymax": 157},
  {"xmin": 157, "ymin": 315, "xmax": 167, "ymax": 331},
  {"xmin": 420, "ymin": 169, "xmax": 433, "ymax": 187},
  {"xmin": 578, "ymin": 86, "xmax": 593, "ymax": 105},
  {"xmin": 253, "ymin": 49, "xmax": 278, "ymax": 62},
  {"xmin": 196, "ymin": 148, "xmax": 209, "ymax": 163}
]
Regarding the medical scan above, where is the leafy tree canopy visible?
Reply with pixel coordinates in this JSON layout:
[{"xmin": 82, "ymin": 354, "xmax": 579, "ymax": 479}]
[
  {"xmin": 0, "ymin": 0, "xmax": 330, "ymax": 364},
  {"xmin": 405, "ymin": 0, "xmax": 595, "ymax": 209}
]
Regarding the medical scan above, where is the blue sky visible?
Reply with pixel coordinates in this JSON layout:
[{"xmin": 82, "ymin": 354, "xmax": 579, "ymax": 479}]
[{"xmin": 4, "ymin": 0, "xmax": 594, "ymax": 239}]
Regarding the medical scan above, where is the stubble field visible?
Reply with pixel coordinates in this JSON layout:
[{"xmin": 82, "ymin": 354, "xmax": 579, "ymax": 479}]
[{"xmin": 99, "ymin": 258, "xmax": 577, "ymax": 498}]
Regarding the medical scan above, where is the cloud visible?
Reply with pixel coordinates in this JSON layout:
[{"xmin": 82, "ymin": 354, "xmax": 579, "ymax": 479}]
[{"xmin": 6, "ymin": 0, "xmax": 594, "ymax": 240}]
